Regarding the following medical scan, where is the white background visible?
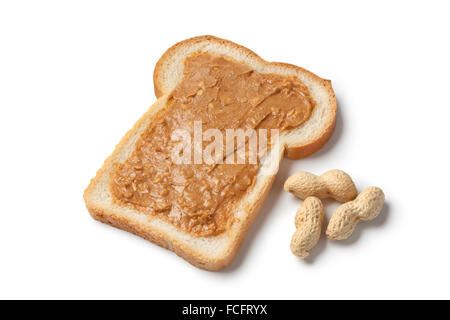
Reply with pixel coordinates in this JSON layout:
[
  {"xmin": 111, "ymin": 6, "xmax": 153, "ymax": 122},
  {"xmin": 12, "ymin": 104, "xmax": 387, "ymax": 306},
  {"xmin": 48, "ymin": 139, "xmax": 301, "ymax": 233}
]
[{"xmin": 1, "ymin": 0, "xmax": 449, "ymax": 299}]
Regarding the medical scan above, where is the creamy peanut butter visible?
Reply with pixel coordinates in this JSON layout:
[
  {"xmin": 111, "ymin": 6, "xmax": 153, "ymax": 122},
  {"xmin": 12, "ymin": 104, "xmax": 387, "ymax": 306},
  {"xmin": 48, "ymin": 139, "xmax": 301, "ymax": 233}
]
[{"xmin": 111, "ymin": 52, "xmax": 315, "ymax": 237}]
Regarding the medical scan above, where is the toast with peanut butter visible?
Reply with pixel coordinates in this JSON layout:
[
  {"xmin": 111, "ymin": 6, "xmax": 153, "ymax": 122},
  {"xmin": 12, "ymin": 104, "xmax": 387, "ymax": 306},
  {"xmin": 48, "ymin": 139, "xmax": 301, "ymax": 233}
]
[{"xmin": 84, "ymin": 35, "xmax": 337, "ymax": 270}]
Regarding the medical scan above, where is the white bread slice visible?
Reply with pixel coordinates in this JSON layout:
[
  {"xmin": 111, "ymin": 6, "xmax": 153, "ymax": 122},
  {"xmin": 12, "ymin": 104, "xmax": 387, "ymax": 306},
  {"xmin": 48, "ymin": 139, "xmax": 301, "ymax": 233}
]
[{"xmin": 84, "ymin": 35, "xmax": 337, "ymax": 271}]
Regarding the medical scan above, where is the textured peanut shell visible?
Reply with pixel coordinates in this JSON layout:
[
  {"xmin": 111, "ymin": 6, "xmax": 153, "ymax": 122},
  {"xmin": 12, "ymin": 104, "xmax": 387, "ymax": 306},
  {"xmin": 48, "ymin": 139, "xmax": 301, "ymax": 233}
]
[
  {"xmin": 284, "ymin": 169, "xmax": 357, "ymax": 203},
  {"xmin": 290, "ymin": 197, "xmax": 324, "ymax": 258},
  {"xmin": 326, "ymin": 186, "xmax": 385, "ymax": 240}
]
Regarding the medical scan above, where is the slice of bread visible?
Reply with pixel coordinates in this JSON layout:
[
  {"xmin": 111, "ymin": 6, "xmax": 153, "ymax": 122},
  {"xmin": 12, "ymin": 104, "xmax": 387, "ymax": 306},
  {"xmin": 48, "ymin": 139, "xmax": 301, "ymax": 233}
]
[{"xmin": 84, "ymin": 35, "xmax": 337, "ymax": 270}]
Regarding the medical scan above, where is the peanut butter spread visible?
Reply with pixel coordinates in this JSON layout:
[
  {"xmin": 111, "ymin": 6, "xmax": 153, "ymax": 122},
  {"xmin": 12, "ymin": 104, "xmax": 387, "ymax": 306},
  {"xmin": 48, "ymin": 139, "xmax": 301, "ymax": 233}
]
[{"xmin": 111, "ymin": 52, "xmax": 315, "ymax": 237}]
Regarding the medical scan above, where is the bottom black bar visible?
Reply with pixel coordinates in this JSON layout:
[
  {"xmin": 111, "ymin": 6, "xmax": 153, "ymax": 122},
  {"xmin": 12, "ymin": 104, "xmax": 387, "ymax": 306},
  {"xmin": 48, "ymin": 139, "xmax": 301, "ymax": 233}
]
[{"xmin": 0, "ymin": 300, "xmax": 446, "ymax": 318}]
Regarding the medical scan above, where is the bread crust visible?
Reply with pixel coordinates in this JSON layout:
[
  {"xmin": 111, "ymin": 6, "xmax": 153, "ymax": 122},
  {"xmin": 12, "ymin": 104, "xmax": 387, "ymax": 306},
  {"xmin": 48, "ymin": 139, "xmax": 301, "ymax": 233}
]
[{"xmin": 84, "ymin": 35, "xmax": 337, "ymax": 271}]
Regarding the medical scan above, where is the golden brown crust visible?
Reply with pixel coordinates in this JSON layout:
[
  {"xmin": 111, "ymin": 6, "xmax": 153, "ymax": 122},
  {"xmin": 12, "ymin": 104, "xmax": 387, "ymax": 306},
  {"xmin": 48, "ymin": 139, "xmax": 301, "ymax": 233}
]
[
  {"xmin": 84, "ymin": 35, "xmax": 337, "ymax": 271},
  {"xmin": 87, "ymin": 205, "xmax": 216, "ymax": 270},
  {"xmin": 153, "ymin": 35, "xmax": 337, "ymax": 160},
  {"xmin": 285, "ymin": 81, "xmax": 336, "ymax": 159}
]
